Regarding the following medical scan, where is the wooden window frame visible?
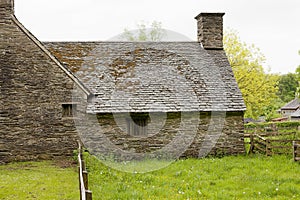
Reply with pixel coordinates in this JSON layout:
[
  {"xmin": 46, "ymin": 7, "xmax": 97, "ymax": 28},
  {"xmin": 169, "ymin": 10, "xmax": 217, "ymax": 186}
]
[
  {"xmin": 127, "ymin": 113, "xmax": 150, "ymax": 136},
  {"xmin": 62, "ymin": 102, "xmax": 78, "ymax": 118}
]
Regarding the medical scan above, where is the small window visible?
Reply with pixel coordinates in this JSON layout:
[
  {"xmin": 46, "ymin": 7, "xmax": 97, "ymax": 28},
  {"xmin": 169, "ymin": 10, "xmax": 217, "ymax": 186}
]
[
  {"xmin": 127, "ymin": 113, "xmax": 150, "ymax": 136},
  {"xmin": 62, "ymin": 103, "xmax": 77, "ymax": 118}
]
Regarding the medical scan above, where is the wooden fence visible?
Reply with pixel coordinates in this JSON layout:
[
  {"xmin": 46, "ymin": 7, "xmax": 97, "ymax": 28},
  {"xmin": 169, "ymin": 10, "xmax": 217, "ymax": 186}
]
[
  {"xmin": 244, "ymin": 126, "xmax": 298, "ymax": 138},
  {"xmin": 78, "ymin": 142, "xmax": 92, "ymax": 200},
  {"xmin": 293, "ymin": 141, "xmax": 300, "ymax": 161},
  {"xmin": 249, "ymin": 134, "xmax": 271, "ymax": 156},
  {"xmin": 245, "ymin": 127, "xmax": 300, "ymax": 156}
]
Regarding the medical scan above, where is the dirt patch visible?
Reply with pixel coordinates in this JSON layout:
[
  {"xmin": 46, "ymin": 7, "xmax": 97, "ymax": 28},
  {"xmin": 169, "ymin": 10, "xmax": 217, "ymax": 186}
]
[{"xmin": 53, "ymin": 159, "xmax": 77, "ymax": 169}]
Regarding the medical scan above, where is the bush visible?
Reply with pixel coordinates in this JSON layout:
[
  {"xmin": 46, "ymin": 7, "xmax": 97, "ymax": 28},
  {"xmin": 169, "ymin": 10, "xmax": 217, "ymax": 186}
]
[{"xmin": 245, "ymin": 121, "xmax": 300, "ymax": 129}]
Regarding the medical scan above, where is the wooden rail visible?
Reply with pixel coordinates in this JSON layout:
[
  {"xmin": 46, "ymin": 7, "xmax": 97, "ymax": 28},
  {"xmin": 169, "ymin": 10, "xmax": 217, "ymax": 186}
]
[
  {"xmin": 293, "ymin": 141, "xmax": 300, "ymax": 162},
  {"xmin": 249, "ymin": 134, "xmax": 271, "ymax": 156},
  {"xmin": 247, "ymin": 128, "xmax": 300, "ymax": 156},
  {"xmin": 78, "ymin": 142, "xmax": 92, "ymax": 200},
  {"xmin": 244, "ymin": 129, "xmax": 297, "ymax": 138}
]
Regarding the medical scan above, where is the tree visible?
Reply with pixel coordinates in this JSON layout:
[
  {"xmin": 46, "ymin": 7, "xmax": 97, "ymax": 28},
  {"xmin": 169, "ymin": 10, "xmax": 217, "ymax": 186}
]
[
  {"xmin": 121, "ymin": 21, "xmax": 165, "ymax": 41},
  {"xmin": 295, "ymin": 51, "xmax": 300, "ymax": 97},
  {"xmin": 277, "ymin": 73, "xmax": 298, "ymax": 102},
  {"xmin": 224, "ymin": 30, "xmax": 279, "ymax": 119}
]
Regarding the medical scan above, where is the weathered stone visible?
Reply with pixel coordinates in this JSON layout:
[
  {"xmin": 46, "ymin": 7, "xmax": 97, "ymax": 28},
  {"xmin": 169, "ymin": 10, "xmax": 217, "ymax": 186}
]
[
  {"xmin": 195, "ymin": 13, "xmax": 225, "ymax": 49},
  {"xmin": 0, "ymin": 0, "xmax": 89, "ymax": 163},
  {"xmin": 76, "ymin": 111, "xmax": 245, "ymax": 160},
  {"xmin": 0, "ymin": 1, "xmax": 246, "ymax": 163}
]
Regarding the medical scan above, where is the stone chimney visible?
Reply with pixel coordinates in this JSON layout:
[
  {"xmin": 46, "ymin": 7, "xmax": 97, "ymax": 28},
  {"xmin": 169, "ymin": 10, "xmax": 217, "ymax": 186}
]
[
  {"xmin": 195, "ymin": 13, "xmax": 225, "ymax": 50},
  {"xmin": 0, "ymin": 0, "xmax": 14, "ymax": 19}
]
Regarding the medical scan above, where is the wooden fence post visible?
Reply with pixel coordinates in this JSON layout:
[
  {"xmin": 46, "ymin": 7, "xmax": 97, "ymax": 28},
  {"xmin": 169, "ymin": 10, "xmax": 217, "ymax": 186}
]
[
  {"xmin": 82, "ymin": 160, "xmax": 86, "ymax": 171},
  {"xmin": 293, "ymin": 141, "xmax": 299, "ymax": 162},
  {"xmin": 86, "ymin": 190, "xmax": 92, "ymax": 200},
  {"xmin": 293, "ymin": 141, "xmax": 296, "ymax": 161},
  {"xmin": 266, "ymin": 139, "xmax": 271, "ymax": 156},
  {"xmin": 78, "ymin": 166, "xmax": 82, "ymax": 200},
  {"xmin": 83, "ymin": 170, "xmax": 89, "ymax": 189},
  {"xmin": 77, "ymin": 141, "xmax": 93, "ymax": 200},
  {"xmin": 249, "ymin": 133, "xmax": 254, "ymax": 154}
]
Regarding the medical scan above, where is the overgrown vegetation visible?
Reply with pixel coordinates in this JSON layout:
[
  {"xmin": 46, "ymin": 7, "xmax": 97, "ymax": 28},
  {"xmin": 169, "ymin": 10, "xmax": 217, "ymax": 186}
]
[
  {"xmin": 244, "ymin": 121, "xmax": 300, "ymax": 155},
  {"xmin": 0, "ymin": 161, "xmax": 78, "ymax": 200},
  {"xmin": 245, "ymin": 121, "xmax": 300, "ymax": 129},
  {"xmin": 244, "ymin": 121, "xmax": 300, "ymax": 139},
  {"xmin": 85, "ymin": 154, "xmax": 300, "ymax": 200},
  {"xmin": 224, "ymin": 30, "xmax": 279, "ymax": 120}
]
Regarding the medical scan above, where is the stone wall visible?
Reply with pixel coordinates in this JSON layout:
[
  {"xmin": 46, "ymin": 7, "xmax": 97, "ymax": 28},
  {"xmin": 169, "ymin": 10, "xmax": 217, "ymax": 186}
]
[
  {"xmin": 186, "ymin": 111, "xmax": 245, "ymax": 157},
  {"xmin": 0, "ymin": 0, "xmax": 13, "ymax": 20},
  {"xmin": 78, "ymin": 111, "xmax": 245, "ymax": 160},
  {"xmin": 195, "ymin": 13, "xmax": 225, "ymax": 50},
  {"xmin": 0, "ymin": 2, "xmax": 245, "ymax": 163},
  {"xmin": 0, "ymin": 11, "xmax": 87, "ymax": 163}
]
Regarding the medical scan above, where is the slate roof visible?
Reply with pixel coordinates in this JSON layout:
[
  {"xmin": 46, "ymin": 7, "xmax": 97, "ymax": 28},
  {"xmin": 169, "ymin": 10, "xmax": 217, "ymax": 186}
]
[
  {"xmin": 281, "ymin": 98, "xmax": 300, "ymax": 110},
  {"xmin": 44, "ymin": 42, "xmax": 246, "ymax": 113},
  {"xmin": 291, "ymin": 109, "xmax": 300, "ymax": 118}
]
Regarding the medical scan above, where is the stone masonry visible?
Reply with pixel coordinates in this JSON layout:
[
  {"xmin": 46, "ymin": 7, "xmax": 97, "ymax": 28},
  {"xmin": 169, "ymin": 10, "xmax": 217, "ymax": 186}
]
[
  {"xmin": 195, "ymin": 13, "xmax": 225, "ymax": 49},
  {"xmin": 1, "ymin": 0, "xmax": 246, "ymax": 163},
  {"xmin": 0, "ymin": 0, "xmax": 90, "ymax": 163},
  {"xmin": 76, "ymin": 112, "xmax": 244, "ymax": 160}
]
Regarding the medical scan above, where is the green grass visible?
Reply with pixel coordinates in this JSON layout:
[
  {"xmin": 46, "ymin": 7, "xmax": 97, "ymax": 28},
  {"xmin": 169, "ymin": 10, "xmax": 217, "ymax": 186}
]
[
  {"xmin": 86, "ymin": 154, "xmax": 300, "ymax": 200},
  {"xmin": 1, "ymin": 155, "xmax": 299, "ymax": 200},
  {"xmin": 0, "ymin": 160, "xmax": 78, "ymax": 200}
]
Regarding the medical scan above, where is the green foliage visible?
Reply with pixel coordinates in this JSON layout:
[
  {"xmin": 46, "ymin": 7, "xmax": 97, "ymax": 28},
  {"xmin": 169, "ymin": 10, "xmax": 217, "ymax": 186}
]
[
  {"xmin": 224, "ymin": 30, "xmax": 279, "ymax": 119},
  {"xmin": 277, "ymin": 73, "xmax": 298, "ymax": 102},
  {"xmin": 86, "ymin": 154, "xmax": 300, "ymax": 199},
  {"xmin": 244, "ymin": 122, "xmax": 257, "ymax": 128},
  {"xmin": 295, "ymin": 51, "xmax": 300, "ymax": 97},
  {"xmin": 276, "ymin": 121, "xmax": 300, "ymax": 127},
  {"xmin": 0, "ymin": 161, "xmax": 78, "ymax": 200},
  {"xmin": 244, "ymin": 122, "xmax": 300, "ymax": 155},
  {"xmin": 245, "ymin": 120, "xmax": 300, "ymax": 129},
  {"xmin": 262, "ymin": 97, "xmax": 284, "ymax": 122},
  {"xmin": 73, "ymin": 149, "xmax": 79, "ymax": 162},
  {"xmin": 121, "ymin": 21, "xmax": 166, "ymax": 41}
]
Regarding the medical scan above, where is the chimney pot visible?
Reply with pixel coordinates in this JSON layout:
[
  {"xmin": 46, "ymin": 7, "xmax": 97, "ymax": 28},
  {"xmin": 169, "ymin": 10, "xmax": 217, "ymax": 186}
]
[{"xmin": 195, "ymin": 12, "xmax": 225, "ymax": 50}]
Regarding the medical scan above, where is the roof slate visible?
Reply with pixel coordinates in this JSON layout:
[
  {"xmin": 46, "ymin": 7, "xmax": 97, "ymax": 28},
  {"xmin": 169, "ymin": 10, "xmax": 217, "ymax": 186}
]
[
  {"xmin": 281, "ymin": 98, "xmax": 300, "ymax": 110},
  {"xmin": 291, "ymin": 109, "xmax": 300, "ymax": 117},
  {"xmin": 44, "ymin": 41, "xmax": 246, "ymax": 113}
]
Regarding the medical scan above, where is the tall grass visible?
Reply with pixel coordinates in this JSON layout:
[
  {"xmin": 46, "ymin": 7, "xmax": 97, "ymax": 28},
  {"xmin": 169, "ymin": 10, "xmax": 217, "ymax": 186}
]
[{"xmin": 86, "ymin": 154, "xmax": 300, "ymax": 199}]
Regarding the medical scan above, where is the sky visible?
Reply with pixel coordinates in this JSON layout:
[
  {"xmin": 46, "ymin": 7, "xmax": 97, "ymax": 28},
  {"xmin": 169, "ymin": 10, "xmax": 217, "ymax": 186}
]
[{"xmin": 14, "ymin": 0, "xmax": 300, "ymax": 74}]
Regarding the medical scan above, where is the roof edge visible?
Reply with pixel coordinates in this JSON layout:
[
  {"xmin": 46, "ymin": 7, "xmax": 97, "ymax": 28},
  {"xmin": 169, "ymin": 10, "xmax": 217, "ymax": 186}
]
[
  {"xmin": 11, "ymin": 14, "xmax": 92, "ymax": 97},
  {"xmin": 87, "ymin": 109, "xmax": 246, "ymax": 114},
  {"xmin": 281, "ymin": 98, "xmax": 300, "ymax": 110}
]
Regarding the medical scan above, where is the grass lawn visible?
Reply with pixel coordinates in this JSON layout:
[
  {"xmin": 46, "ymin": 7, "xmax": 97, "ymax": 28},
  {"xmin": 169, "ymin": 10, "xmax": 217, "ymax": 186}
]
[
  {"xmin": 0, "ymin": 155, "xmax": 299, "ymax": 200},
  {"xmin": 0, "ymin": 160, "xmax": 78, "ymax": 200},
  {"xmin": 85, "ymin": 154, "xmax": 300, "ymax": 200}
]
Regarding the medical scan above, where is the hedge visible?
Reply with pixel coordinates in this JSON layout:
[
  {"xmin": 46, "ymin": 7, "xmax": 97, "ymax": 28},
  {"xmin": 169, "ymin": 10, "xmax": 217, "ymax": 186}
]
[{"xmin": 245, "ymin": 121, "xmax": 300, "ymax": 129}]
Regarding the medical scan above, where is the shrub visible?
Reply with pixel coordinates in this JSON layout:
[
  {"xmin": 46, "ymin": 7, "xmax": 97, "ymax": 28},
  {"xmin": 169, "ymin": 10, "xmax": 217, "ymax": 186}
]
[{"xmin": 245, "ymin": 121, "xmax": 300, "ymax": 129}]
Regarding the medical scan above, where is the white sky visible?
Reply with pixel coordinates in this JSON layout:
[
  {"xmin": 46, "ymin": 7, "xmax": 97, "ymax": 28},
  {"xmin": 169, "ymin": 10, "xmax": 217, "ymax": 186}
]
[{"xmin": 14, "ymin": 0, "xmax": 300, "ymax": 74}]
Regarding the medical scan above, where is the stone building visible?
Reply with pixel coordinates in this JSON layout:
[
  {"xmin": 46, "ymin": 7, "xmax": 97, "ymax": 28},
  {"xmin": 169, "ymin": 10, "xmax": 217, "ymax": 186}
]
[
  {"xmin": 279, "ymin": 98, "xmax": 300, "ymax": 121},
  {"xmin": 0, "ymin": 0, "xmax": 246, "ymax": 163}
]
